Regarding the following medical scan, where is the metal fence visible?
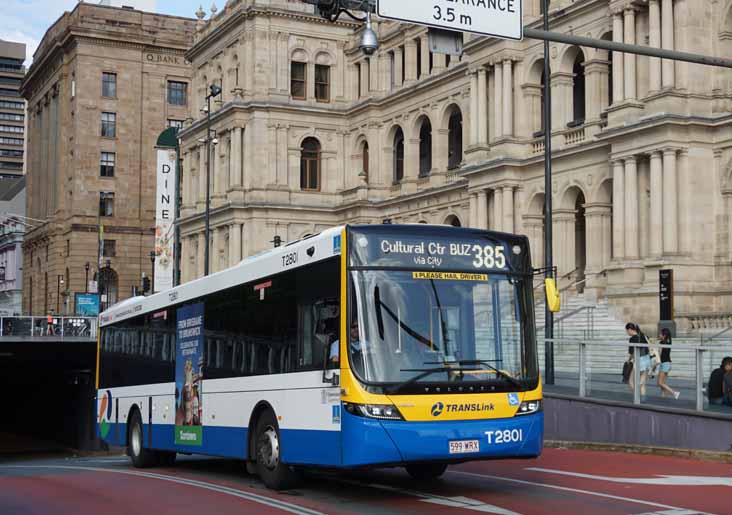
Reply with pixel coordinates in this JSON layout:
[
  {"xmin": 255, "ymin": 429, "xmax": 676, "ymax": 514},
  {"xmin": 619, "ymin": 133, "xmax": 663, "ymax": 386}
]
[
  {"xmin": 0, "ymin": 316, "xmax": 98, "ymax": 339},
  {"xmin": 539, "ymin": 337, "xmax": 732, "ymax": 417}
]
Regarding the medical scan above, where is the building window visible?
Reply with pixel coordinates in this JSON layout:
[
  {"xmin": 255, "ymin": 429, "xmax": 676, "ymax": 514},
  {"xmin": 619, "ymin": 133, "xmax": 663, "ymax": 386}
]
[
  {"xmin": 0, "ymin": 149, "xmax": 23, "ymax": 158},
  {"xmin": 0, "ymin": 113, "xmax": 23, "ymax": 121},
  {"xmin": 447, "ymin": 110, "xmax": 463, "ymax": 169},
  {"xmin": 103, "ymin": 240, "xmax": 116, "ymax": 258},
  {"xmin": 101, "ymin": 112, "xmax": 116, "ymax": 138},
  {"xmin": 66, "ymin": 239, "xmax": 71, "ymax": 257},
  {"xmin": 393, "ymin": 127, "xmax": 404, "ymax": 183},
  {"xmin": 102, "ymin": 72, "xmax": 117, "ymax": 98},
  {"xmin": 0, "ymin": 125, "xmax": 23, "ymax": 134},
  {"xmin": 0, "ymin": 137, "xmax": 22, "ymax": 146},
  {"xmin": 362, "ymin": 141, "xmax": 369, "ymax": 179},
  {"xmin": 167, "ymin": 119, "xmax": 184, "ymax": 129},
  {"xmin": 315, "ymin": 65, "xmax": 330, "ymax": 103},
  {"xmin": 100, "ymin": 192, "xmax": 115, "ymax": 217},
  {"xmin": 100, "ymin": 152, "xmax": 115, "ymax": 177},
  {"xmin": 167, "ymin": 81, "xmax": 187, "ymax": 106},
  {"xmin": 418, "ymin": 118, "xmax": 432, "ymax": 177},
  {"xmin": 291, "ymin": 62, "xmax": 306, "ymax": 100},
  {"xmin": 571, "ymin": 50, "xmax": 586, "ymax": 125},
  {"xmin": 356, "ymin": 63, "xmax": 362, "ymax": 98},
  {"xmin": 300, "ymin": 137, "xmax": 321, "ymax": 191}
]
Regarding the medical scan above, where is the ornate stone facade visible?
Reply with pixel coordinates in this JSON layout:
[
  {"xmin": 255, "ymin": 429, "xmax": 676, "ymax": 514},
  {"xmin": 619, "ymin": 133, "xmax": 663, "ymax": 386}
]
[
  {"xmin": 178, "ymin": 0, "xmax": 732, "ymax": 328},
  {"xmin": 21, "ymin": 4, "xmax": 194, "ymax": 315}
]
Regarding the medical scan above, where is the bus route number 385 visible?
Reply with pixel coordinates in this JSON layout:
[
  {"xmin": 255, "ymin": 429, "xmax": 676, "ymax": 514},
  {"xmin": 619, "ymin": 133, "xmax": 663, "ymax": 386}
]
[{"xmin": 472, "ymin": 245, "xmax": 506, "ymax": 269}]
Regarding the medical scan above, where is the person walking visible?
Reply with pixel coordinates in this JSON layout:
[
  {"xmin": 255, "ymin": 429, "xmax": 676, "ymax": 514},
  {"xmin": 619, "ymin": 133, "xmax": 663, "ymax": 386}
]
[
  {"xmin": 626, "ymin": 323, "xmax": 650, "ymax": 396},
  {"xmin": 656, "ymin": 328, "xmax": 680, "ymax": 399}
]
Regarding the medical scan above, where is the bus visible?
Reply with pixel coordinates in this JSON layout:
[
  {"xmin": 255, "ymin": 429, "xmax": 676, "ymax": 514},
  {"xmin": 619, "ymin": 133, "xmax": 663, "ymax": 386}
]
[{"xmin": 96, "ymin": 224, "xmax": 543, "ymax": 489}]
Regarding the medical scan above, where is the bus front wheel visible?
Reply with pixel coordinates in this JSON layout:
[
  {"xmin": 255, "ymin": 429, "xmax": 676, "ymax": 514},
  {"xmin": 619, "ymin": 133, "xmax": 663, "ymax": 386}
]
[
  {"xmin": 128, "ymin": 410, "xmax": 157, "ymax": 468},
  {"xmin": 405, "ymin": 463, "xmax": 448, "ymax": 480},
  {"xmin": 254, "ymin": 410, "xmax": 299, "ymax": 490}
]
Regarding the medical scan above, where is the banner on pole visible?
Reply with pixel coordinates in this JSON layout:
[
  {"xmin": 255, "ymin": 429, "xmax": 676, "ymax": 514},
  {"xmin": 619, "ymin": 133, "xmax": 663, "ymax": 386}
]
[{"xmin": 154, "ymin": 148, "xmax": 177, "ymax": 293}]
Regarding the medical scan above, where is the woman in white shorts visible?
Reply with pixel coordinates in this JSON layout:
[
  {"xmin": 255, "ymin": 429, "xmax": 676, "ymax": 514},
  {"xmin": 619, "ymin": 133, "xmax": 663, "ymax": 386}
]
[{"xmin": 657, "ymin": 328, "xmax": 680, "ymax": 399}]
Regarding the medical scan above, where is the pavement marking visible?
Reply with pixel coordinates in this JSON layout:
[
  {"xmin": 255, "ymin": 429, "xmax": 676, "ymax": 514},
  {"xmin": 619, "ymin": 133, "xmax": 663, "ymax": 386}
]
[
  {"xmin": 630, "ymin": 510, "xmax": 711, "ymax": 515},
  {"xmin": 0, "ymin": 465, "xmax": 325, "ymax": 515},
  {"xmin": 450, "ymin": 470, "xmax": 715, "ymax": 515},
  {"xmin": 527, "ymin": 468, "xmax": 732, "ymax": 487},
  {"xmin": 336, "ymin": 477, "xmax": 523, "ymax": 514}
]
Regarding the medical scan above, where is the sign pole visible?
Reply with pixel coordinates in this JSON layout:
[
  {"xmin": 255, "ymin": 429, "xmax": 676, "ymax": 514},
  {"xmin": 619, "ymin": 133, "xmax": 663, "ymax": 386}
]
[{"xmin": 542, "ymin": 0, "xmax": 554, "ymax": 385}]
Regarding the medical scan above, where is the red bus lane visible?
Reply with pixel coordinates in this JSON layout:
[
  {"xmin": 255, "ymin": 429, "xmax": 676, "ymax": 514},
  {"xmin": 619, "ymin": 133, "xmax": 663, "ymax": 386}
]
[{"xmin": 455, "ymin": 448, "xmax": 728, "ymax": 514}]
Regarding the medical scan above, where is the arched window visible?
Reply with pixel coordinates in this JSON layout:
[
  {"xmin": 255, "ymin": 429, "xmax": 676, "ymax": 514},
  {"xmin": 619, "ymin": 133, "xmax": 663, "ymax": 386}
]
[
  {"xmin": 418, "ymin": 118, "xmax": 432, "ymax": 176},
  {"xmin": 99, "ymin": 267, "xmax": 118, "ymax": 311},
  {"xmin": 361, "ymin": 141, "xmax": 369, "ymax": 179},
  {"xmin": 393, "ymin": 128, "xmax": 404, "ymax": 183},
  {"xmin": 572, "ymin": 50, "xmax": 586, "ymax": 125},
  {"xmin": 300, "ymin": 137, "xmax": 321, "ymax": 191},
  {"xmin": 447, "ymin": 110, "xmax": 463, "ymax": 169}
]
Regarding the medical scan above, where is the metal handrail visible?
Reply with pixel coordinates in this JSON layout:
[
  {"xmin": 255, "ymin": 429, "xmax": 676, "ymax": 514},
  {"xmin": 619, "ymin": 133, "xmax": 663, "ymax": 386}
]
[{"xmin": 540, "ymin": 337, "xmax": 732, "ymax": 412}]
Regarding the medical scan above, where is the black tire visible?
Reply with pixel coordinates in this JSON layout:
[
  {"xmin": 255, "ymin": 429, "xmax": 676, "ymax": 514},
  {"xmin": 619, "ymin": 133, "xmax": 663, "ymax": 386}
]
[
  {"xmin": 405, "ymin": 463, "xmax": 448, "ymax": 480},
  {"xmin": 128, "ymin": 410, "xmax": 157, "ymax": 468},
  {"xmin": 254, "ymin": 410, "xmax": 300, "ymax": 490}
]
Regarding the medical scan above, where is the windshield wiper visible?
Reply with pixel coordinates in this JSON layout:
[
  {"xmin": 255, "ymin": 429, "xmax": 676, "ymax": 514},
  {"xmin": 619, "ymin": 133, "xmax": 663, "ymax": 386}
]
[
  {"xmin": 443, "ymin": 359, "xmax": 524, "ymax": 389},
  {"xmin": 386, "ymin": 366, "xmax": 462, "ymax": 394}
]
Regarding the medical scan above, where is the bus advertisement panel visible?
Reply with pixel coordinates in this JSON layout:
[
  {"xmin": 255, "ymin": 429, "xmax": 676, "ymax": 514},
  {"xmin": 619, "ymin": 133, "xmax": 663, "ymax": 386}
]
[{"xmin": 175, "ymin": 302, "xmax": 204, "ymax": 446}]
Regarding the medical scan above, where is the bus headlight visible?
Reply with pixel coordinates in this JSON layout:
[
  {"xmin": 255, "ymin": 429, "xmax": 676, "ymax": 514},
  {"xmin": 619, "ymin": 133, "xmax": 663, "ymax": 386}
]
[
  {"xmin": 516, "ymin": 400, "xmax": 542, "ymax": 415},
  {"xmin": 343, "ymin": 402, "xmax": 404, "ymax": 420}
]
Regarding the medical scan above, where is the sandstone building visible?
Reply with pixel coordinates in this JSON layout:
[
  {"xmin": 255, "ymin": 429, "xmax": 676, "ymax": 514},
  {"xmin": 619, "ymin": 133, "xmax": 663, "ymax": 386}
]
[
  {"xmin": 177, "ymin": 0, "xmax": 732, "ymax": 328},
  {"xmin": 21, "ymin": 3, "xmax": 194, "ymax": 315}
]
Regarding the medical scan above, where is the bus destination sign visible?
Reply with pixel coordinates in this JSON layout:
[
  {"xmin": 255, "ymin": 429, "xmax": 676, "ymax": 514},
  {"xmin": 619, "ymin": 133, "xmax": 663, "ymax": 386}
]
[
  {"xmin": 350, "ymin": 229, "xmax": 519, "ymax": 272},
  {"xmin": 377, "ymin": 0, "xmax": 523, "ymax": 41}
]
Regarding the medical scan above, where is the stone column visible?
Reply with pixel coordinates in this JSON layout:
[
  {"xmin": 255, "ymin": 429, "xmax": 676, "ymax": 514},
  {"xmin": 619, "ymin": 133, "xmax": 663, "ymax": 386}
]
[
  {"xmin": 623, "ymin": 8, "xmax": 637, "ymax": 100},
  {"xmin": 469, "ymin": 193, "xmax": 478, "ymax": 228},
  {"xmin": 648, "ymin": 0, "xmax": 662, "ymax": 92},
  {"xmin": 493, "ymin": 189, "xmax": 503, "ymax": 232},
  {"xmin": 198, "ymin": 145, "xmax": 207, "ymax": 205},
  {"xmin": 229, "ymin": 223, "xmax": 242, "ymax": 266},
  {"xmin": 197, "ymin": 232, "xmax": 206, "ymax": 278},
  {"xmin": 477, "ymin": 68, "xmax": 488, "ymax": 145},
  {"xmin": 433, "ymin": 53, "xmax": 446, "ymax": 74},
  {"xmin": 502, "ymin": 60, "xmax": 513, "ymax": 137},
  {"xmin": 230, "ymin": 127, "xmax": 242, "ymax": 187},
  {"xmin": 613, "ymin": 160, "xmax": 625, "ymax": 259},
  {"xmin": 584, "ymin": 60, "xmax": 609, "ymax": 120},
  {"xmin": 678, "ymin": 149, "xmax": 690, "ymax": 254},
  {"xmin": 470, "ymin": 71, "xmax": 479, "ymax": 145},
  {"xmin": 394, "ymin": 47, "xmax": 404, "ymax": 87},
  {"xmin": 360, "ymin": 59, "xmax": 369, "ymax": 97},
  {"xmin": 420, "ymin": 35, "xmax": 430, "ymax": 80},
  {"xmin": 523, "ymin": 216, "xmax": 544, "ymax": 269},
  {"xmin": 624, "ymin": 156, "xmax": 639, "ymax": 259},
  {"xmin": 661, "ymin": 0, "xmax": 675, "ymax": 89},
  {"xmin": 503, "ymin": 186, "xmax": 514, "ymax": 233},
  {"xmin": 612, "ymin": 12, "xmax": 625, "ymax": 104},
  {"xmin": 404, "ymin": 41, "xmax": 418, "ymax": 83},
  {"xmin": 493, "ymin": 64, "xmax": 503, "ymax": 139},
  {"xmin": 649, "ymin": 151, "xmax": 663, "ymax": 257},
  {"xmin": 380, "ymin": 52, "xmax": 392, "ymax": 92},
  {"xmin": 212, "ymin": 227, "xmax": 222, "ymax": 272},
  {"xmin": 663, "ymin": 148, "xmax": 678, "ymax": 254},
  {"xmin": 477, "ymin": 190, "xmax": 489, "ymax": 230},
  {"xmin": 182, "ymin": 152, "xmax": 192, "ymax": 206}
]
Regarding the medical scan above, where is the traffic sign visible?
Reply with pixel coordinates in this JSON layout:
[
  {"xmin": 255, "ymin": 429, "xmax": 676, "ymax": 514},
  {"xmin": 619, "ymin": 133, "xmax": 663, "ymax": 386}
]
[{"xmin": 377, "ymin": 0, "xmax": 523, "ymax": 41}]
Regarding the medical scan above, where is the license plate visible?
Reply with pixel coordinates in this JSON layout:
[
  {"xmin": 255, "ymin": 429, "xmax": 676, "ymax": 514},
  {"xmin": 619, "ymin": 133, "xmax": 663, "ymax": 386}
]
[{"xmin": 448, "ymin": 439, "xmax": 480, "ymax": 454}]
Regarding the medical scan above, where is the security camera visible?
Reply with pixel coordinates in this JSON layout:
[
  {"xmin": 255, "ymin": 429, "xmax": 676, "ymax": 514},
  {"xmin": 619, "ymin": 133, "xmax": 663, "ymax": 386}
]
[{"xmin": 359, "ymin": 12, "xmax": 378, "ymax": 56}]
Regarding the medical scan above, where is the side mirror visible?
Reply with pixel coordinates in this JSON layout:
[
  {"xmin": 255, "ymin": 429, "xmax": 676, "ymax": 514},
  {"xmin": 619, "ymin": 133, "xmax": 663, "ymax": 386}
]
[
  {"xmin": 322, "ymin": 343, "xmax": 339, "ymax": 386},
  {"xmin": 545, "ymin": 278, "xmax": 561, "ymax": 313}
]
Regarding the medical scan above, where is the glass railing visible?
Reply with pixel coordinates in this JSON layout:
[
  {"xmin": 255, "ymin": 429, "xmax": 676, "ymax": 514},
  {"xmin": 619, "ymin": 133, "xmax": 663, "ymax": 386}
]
[{"xmin": 0, "ymin": 316, "xmax": 98, "ymax": 339}]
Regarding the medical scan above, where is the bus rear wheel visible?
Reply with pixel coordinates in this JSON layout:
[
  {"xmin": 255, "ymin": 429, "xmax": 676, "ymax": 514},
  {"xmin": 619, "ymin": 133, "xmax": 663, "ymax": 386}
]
[
  {"xmin": 128, "ymin": 410, "xmax": 157, "ymax": 468},
  {"xmin": 405, "ymin": 463, "xmax": 448, "ymax": 480},
  {"xmin": 254, "ymin": 410, "xmax": 299, "ymax": 490}
]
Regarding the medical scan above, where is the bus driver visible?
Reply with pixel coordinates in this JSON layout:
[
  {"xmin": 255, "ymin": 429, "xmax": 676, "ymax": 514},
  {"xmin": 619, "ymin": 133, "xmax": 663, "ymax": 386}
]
[{"xmin": 329, "ymin": 321, "xmax": 367, "ymax": 364}]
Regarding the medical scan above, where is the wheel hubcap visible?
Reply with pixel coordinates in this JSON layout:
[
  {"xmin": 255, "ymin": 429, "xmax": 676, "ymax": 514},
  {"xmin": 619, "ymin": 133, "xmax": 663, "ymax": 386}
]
[
  {"xmin": 131, "ymin": 423, "xmax": 141, "ymax": 457},
  {"xmin": 257, "ymin": 426, "xmax": 280, "ymax": 470}
]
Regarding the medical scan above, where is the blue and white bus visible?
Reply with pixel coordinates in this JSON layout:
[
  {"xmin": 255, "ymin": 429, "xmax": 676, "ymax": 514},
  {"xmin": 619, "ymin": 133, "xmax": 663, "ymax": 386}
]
[{"xmin": 96, "ymin": 224, "xmax": 543, "ymax": 489}]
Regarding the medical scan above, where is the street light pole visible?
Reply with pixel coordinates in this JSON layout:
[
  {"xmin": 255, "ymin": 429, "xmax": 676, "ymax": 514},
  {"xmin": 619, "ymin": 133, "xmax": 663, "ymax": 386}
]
[
  {"xmin": 204, "ymin": 84, "xmax": 222, "ymax": 277},
  {"xmin": 85, "ymin": 262, "xmax": 90, "ymax": 293},
  {"xmin": 56, "ymin": 275, "xmax": 64, "ymax": 314},
  {"xmin": 149, "ymin": 251, "xmax": 156, "ymax": 294}
]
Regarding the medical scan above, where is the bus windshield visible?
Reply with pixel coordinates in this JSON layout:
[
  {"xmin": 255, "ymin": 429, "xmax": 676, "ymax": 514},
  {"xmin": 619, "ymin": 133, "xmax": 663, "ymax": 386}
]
[{"xmin": 349, "ymin": 270, "xmax": 538, "ymax": 389}]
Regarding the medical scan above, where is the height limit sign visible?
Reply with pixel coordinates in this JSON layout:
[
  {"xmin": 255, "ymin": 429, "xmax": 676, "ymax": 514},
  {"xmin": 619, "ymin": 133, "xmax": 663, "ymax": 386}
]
[{"xmin": 377, "ymin": 0, "xmax": 523, "ymax": 41}]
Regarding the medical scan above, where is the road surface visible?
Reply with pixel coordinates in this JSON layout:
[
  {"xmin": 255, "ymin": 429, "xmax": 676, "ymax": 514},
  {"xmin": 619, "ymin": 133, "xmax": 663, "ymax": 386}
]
[{"xmin": 0, "ymin": 448, "xmax": 728, "ymax": 514}]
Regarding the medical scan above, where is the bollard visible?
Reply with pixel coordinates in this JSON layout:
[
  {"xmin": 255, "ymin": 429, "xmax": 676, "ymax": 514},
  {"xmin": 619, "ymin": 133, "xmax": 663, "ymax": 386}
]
[
  {"xmin": 633, "ymin": 345, "xmax": 641, "ymax": 405},
  {"xmin": 579, "ymin": 341, "xmax": 586, "ymax": 398},
  {"xmin": 695, "ymin": 347, "xmax": 704, "ymax": 412}
]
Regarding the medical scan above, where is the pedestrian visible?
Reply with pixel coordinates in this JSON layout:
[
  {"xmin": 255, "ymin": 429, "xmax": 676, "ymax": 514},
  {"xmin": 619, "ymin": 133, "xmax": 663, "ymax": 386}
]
[
  {"xmin": 625, "ymin": 322, "xmax": 650, "ymax": 396},
  {"xmin": 656, "ymin": 328, "xmax": 680, "ymax": 399},
  {"xmin": 46, "ymin": 312, "xmax": 55, "ymax": 336},
  {"xmin": 707, "ymin": 357, "xmax": 732, "ymax": 407}
]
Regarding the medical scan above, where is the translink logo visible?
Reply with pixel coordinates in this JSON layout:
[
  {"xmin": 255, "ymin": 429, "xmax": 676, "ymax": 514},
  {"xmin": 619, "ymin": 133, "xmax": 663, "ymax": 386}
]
[{"xmin": 431, "ymin": 402, "xmax": 495, "ymax": 416}]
